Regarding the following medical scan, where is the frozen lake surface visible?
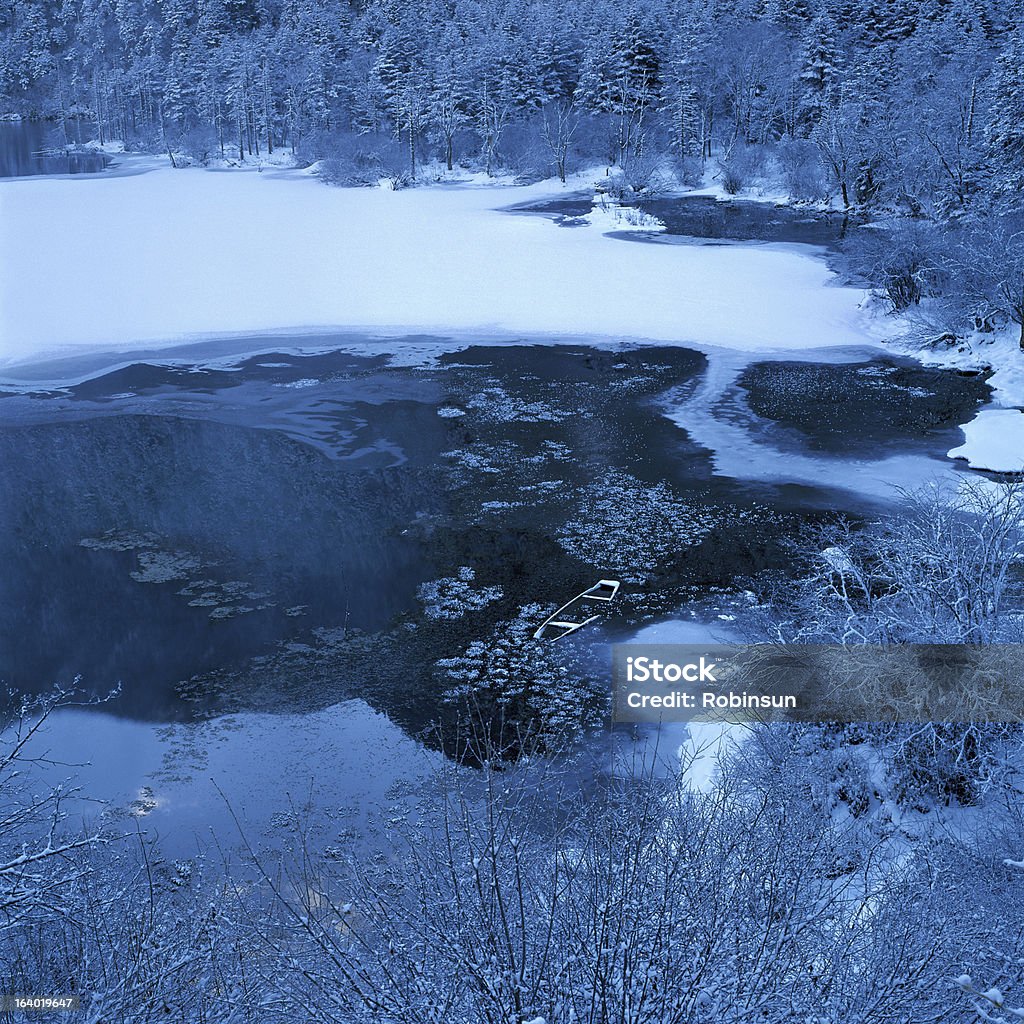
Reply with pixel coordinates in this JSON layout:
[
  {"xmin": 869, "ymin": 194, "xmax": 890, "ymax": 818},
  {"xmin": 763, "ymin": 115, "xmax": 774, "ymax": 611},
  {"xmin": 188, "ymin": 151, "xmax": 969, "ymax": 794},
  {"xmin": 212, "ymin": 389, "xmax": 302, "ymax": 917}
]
[{"xmin": 0, "ymin": 176, "xmax": 995, "ymax": 856}]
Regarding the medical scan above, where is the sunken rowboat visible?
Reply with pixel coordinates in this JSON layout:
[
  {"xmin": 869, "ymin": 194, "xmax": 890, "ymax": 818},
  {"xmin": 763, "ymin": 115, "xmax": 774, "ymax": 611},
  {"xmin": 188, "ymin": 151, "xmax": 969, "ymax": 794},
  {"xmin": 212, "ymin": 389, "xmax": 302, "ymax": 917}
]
[{"xmin": 533, "ymin": 579, "xmax": 621, "ymax": 642}]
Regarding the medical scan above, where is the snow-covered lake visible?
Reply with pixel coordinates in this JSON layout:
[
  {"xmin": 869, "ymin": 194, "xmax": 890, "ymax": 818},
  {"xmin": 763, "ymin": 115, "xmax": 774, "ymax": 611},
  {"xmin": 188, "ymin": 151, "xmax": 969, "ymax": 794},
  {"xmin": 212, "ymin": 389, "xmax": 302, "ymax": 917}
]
[{"xmin": 0, "ymin": 150, "xmax": 997, "ymax": 852}]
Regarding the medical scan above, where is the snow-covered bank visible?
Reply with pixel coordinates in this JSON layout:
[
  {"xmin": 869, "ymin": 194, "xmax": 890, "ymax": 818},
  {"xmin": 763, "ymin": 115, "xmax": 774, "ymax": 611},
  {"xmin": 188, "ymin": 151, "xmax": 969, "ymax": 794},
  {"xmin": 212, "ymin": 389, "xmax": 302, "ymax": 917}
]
[
  {"xmin": 0, "ymin": 165, "xmax": 891, "ymax": 368},
  {"xmin": 948, "ymin": 408, "xmax": 1024, "ymax": 472},
  {"xmin": 943, "ymin": 332, "xmax": 1024, "ymax": 473}
]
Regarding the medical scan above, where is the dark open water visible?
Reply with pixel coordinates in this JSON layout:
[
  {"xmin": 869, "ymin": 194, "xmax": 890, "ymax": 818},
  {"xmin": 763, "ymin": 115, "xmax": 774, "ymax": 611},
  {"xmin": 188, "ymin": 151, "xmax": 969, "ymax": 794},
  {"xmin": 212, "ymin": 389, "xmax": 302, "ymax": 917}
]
[
  {"xmin": 0, "ymin": 120, "xmax": 110, "ymax": 176},
  {"xmin": 0, "ymin": 343, "xmax": 988, "ymax": 732}
]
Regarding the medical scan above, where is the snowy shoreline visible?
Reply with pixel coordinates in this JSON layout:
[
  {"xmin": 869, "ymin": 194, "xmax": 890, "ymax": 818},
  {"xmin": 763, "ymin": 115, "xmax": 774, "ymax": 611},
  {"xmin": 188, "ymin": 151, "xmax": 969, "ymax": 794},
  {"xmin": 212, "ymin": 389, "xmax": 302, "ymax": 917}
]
[
  {"xmin": 935, "ymin": 331, "xmax": 1024, "ymax": 473},
  {"xmin": 3, "ymin": 159, "xmax": 1021, "ymax": 471}
]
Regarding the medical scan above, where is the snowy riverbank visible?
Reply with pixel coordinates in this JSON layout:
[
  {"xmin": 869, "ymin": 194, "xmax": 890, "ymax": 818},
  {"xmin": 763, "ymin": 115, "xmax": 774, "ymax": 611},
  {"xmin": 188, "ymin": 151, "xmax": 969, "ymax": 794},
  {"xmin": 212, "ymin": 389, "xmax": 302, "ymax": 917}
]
[{"xmin": 940, "ymin": 330, "xmax": 1024, "ymax": 473}]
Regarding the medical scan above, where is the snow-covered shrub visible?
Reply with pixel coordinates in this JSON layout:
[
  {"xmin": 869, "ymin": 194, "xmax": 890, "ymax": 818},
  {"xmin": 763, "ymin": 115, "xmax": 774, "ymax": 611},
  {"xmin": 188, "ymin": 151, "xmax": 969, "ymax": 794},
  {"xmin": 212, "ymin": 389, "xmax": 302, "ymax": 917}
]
[
  {"xmin": 845, "ymin": 218, "xmax": 948, "ymax": 311},
  {"xmin": 0, "ymin": 689, "xmax": 106, "ymax": 935},
  {"xmin": 620, "ymin": 152, "xmax": 675, "ymax": 196},
  {"xmin": 946, "ymin": 213, "xmax": 1024, "ymax": 349},
  {"xmin": 719, "ymin": 143, "xmax": 770, "ymax": 195},
  {"xmin": 831, "ymin": 746, "xmax": 873, "ymax": 817},
  {"xmin": 956, "ymin": 977, "xmax": 1024, "ymax": 1024},
  {"xmin": 776, "ymin": 137, "xmax": 828, "ymax": 201},
  {"xmin": 166, "ymin": 125, "xmax": 221, "ymax": 165},
  {"xmin": 721, "ymin": 162, "xmax": 744, "ymax": 195},
  {"xmin": 497, "ymin": 121, "xmax": 550, "ymax": 183},
  {"xmin": 888, "ymin": 723, "xmax": 1016, "ymax": 808},
  {"xmin": 759, "ymin": 481, "xmax": 1024, "ymax": 645},
  {"xmin": 252, "ymin": 739, "xmax": 1002, "ymax": 1024},
  {"xmin": 586, "ymin": 196, "xmax": 665, "ymax": 232},
  {"xmin": 8, "ymin": 697, "xmax": 1024, "ymax": 1022},
  {"xmin": 0, "ymin": 689, "xmax": 268, "ymax": 1022},
  {"xmin": 312, "ymin": 130, "xmax": 414, "ymax": 187},
  {"xmin": 751, "ymin": 482, "xmax": 1024, "ymax": 809},
  {"xmin": 675, "ymin": 153, "xmax": 705, "ymax": 188}
]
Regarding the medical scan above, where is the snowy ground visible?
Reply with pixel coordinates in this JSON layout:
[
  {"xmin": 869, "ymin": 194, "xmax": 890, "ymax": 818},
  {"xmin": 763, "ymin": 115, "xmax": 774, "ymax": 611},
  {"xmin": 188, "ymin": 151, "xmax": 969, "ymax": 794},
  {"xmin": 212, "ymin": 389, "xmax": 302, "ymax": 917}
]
[
  {"xmin": 0, "ymin": 162, "xmax": 894, "ymax": 369},
  {"xmin": 940, "ymin": 331, "xmax": 1024, "ymax": 473},
  {"xmin": 949, "ymin": 407, "xmax": 1024, "ymax": 472}
]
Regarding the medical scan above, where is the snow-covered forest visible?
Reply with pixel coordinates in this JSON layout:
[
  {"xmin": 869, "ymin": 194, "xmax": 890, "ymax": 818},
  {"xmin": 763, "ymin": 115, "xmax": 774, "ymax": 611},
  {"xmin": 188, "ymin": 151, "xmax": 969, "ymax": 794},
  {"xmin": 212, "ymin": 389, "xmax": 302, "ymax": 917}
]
[
  {"xmin": 5, "ymin": 0, "xmax": 1024, "ymax": 344},
  {"xmin": 0, "ymin": 0, "xmax": 1001, "ymax": 194},
  {"xmin": 0, "ymin": 0, "xmax": 998, "ymax": 192}
]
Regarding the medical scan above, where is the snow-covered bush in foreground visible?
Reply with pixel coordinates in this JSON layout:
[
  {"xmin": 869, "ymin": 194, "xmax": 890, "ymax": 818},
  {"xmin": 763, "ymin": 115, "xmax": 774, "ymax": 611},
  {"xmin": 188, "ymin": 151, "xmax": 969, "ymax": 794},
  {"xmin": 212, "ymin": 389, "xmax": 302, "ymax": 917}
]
[
  {"xmin": 0, "ymin": 690, "xmax": 274, "ymax": 1023},
  {"xmin": 0, "ymin": 688, "xmax": 110, "ymax": 935},
  {"xmin": 3, "ymin": 704, "xmax": 1023, "ymax": 1022},
  {"xmin": 243, "ymin": 726, "xmax": 1024, "ymax": 1023},
  {"xmin": 751, "ymin": 480, "xmax": 1024, "ymax": 809},
  {"xmin": 759, "ymin": 480, "xmax": 1024, "ymax": 647},
  {"xmin": 957, "ymin": 976, "xmax": 1024, "ymax": 1023}
]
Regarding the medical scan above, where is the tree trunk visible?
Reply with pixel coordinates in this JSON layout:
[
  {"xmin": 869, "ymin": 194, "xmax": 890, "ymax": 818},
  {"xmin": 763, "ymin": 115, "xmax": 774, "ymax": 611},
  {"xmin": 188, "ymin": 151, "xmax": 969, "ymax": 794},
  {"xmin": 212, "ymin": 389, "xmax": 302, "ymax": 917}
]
[
  {"xmin": 94, "ymin": 74, "xmax": 105, "ymax": 146},
  {"xmin": 263, "ymin": 65, "xmax": 273, "ymax": 154},
  {"xmin": 446, "ymin": 136, "xmax": 453, "ymax": 171},
  {"xmin": 56, "ymin": 71, "xmax": 69, "ymax": 147}
]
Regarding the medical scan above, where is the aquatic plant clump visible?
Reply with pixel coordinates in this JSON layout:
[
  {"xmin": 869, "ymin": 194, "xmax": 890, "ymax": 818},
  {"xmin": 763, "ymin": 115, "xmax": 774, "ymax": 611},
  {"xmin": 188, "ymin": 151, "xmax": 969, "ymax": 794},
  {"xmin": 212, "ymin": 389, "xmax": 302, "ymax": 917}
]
[
  {"xmin": 557, "ymin": 471, "xmax": 723, "ymax": 583},
  {"xmin": 465, "ymin": 386, "xmax": 575, "ymax": 423},
  {"xmin": 417, "ymin": 567, "xmax": 504, "ymax": 620},
  {"xmin": 436, "ymin": 603, "xmax": 606, "ymax": 743}
]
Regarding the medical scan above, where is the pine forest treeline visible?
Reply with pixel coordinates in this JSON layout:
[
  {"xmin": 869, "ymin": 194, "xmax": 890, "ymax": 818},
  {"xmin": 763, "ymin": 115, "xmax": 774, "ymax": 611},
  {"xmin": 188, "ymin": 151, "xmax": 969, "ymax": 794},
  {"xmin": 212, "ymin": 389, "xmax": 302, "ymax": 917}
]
[
  {"xmin": 0, "ymin": 0, "xmax": 1016, "ymax": 201},
  {"xmin": 6, "ymin": 0, "xmax": 1024, "ymax": 342}
]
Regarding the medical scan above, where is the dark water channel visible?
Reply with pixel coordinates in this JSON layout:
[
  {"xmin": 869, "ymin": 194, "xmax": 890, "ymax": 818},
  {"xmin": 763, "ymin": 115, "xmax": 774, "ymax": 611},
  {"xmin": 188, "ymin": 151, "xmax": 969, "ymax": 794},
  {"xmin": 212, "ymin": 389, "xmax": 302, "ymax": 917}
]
[
  {"xmin": 0, "ymin": 119, "xmax": 111, "ymax": 177},
  {"xmin": 514, "ymin": 191, "xmax": 854, "ymax": 247},
  {"xmin": 0, "ymin": 342, "xmax": 988, "ymax": 738}
]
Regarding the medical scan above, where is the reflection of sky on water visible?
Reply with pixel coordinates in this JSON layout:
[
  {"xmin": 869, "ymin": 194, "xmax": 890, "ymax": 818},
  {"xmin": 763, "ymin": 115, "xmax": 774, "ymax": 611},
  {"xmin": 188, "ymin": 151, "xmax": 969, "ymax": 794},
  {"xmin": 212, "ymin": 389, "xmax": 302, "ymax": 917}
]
[
  {"xmin": 616, "ymin": 616, "xmax": 746, "ymax": 793},
  {"xmin": 16, "ymin": 701, "xmax": 441, "ymax": 862}
]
